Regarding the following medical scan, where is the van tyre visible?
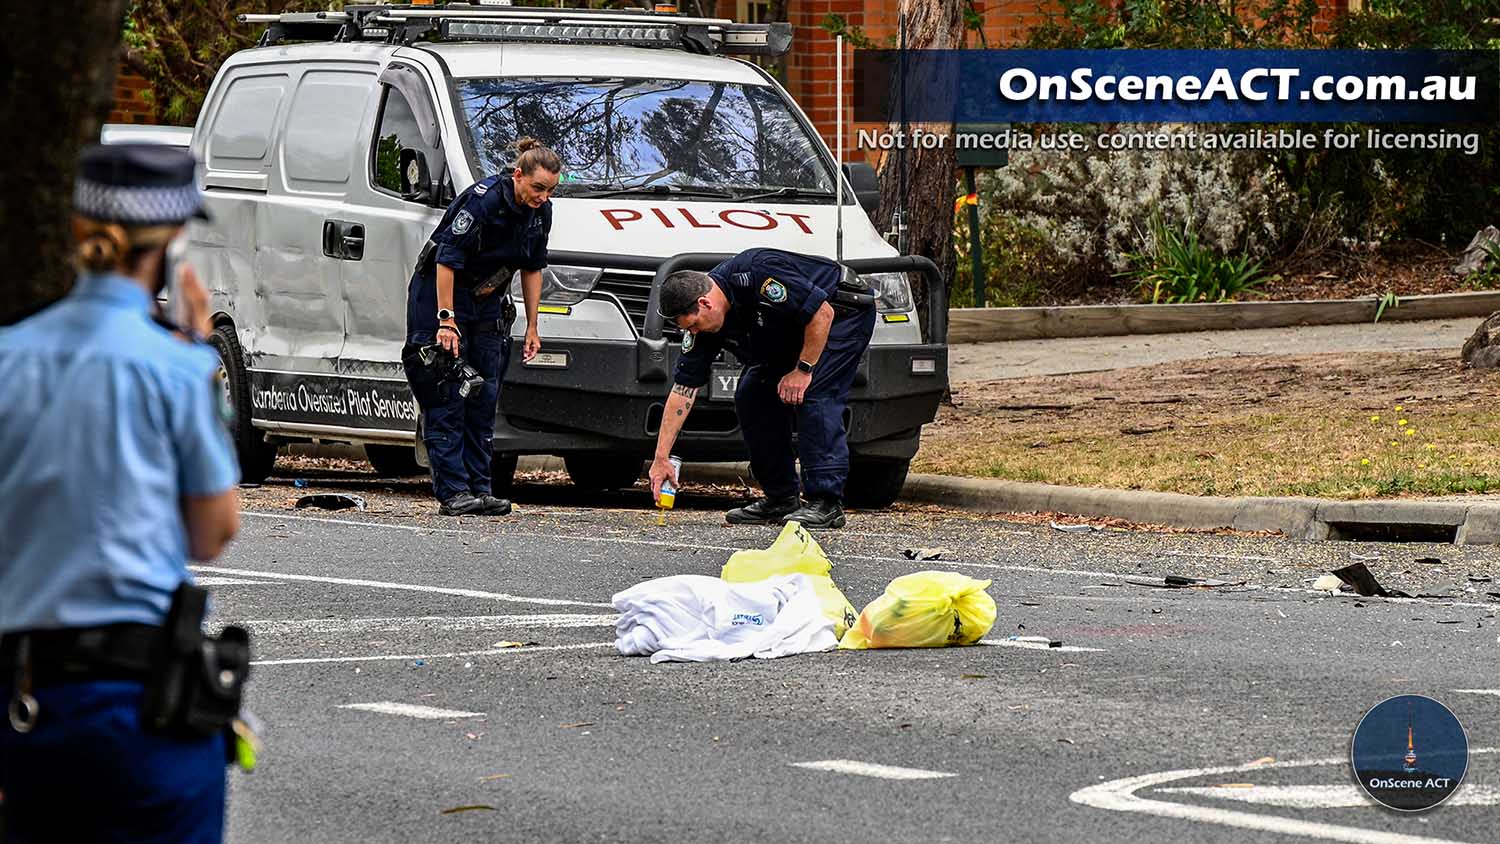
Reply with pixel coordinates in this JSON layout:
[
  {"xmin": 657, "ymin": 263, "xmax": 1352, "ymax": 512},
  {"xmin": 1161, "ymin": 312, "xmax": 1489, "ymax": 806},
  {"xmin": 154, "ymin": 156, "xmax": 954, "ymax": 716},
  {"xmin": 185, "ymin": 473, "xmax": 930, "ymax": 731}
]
[
  {"xmin": 491, "ymin": 453, "xmax": 518, "ymax": 496},
  {"xmin": 843, "ymin": 457, "xmax": 910, "ymax": 509},
  {"xmin": 207, "ymin": 324, "xmax": 278, "ymax": 484},
  {"xmin": 365, "ymin": 444, "xmax": 424, "ymax": 477},
  {"xmin": 565, "ymin": 455, "xmax": 643, "ymax": 491}
]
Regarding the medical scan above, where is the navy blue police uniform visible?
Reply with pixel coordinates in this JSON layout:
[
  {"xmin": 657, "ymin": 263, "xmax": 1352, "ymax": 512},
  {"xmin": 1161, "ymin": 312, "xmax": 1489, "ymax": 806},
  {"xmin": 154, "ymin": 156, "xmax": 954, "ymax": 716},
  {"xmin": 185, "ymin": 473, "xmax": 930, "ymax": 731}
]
[
  {"xmin": 674, "ymin": 248, "xmax": 876, "ymax": 503},
  {"xmin": 0, "ymin": 144, "xmax": 242, "ymax": 843},
  {"xmin": 403, "ymin": 174, "xmax": 550, "ymax": 503}
]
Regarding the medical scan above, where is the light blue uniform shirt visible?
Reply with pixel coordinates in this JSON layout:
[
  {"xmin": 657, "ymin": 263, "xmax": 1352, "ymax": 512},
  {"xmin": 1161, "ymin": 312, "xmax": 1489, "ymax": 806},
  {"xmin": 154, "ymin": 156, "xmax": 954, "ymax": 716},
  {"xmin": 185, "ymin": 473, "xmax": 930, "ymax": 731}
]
[{"xmin": 0, "ymin": 273, "xmax": 239, "ymax": 633}]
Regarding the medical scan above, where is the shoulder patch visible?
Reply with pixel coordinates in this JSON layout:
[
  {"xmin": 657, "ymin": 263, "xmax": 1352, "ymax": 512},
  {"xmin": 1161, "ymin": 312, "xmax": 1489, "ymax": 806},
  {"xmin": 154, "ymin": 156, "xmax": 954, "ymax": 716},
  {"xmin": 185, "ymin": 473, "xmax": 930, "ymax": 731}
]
[
  {"xmin": 731, "ymin": 272, "xmax": 753, "ymax": 288},
  {"xmin": 681, "ymin": 332, "xmax": 696, "ymax": 353},
  {"xmin": 472, "ymin": 182, "xmax": 489, "ymax": 196},
  {"xmin": 451, "ymin": 210, "xmax": 474, "ymax": 235},
  {"xmin": 760, "ymin": 277, "xmax": 788, "ymax": 304}
]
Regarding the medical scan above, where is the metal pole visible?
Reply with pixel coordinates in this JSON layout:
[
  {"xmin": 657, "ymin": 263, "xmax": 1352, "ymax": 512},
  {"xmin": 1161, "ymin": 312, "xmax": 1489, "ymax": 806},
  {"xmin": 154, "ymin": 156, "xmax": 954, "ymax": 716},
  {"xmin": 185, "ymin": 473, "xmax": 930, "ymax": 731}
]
[
  {"xmin": 896, "ymin": 10, "xmax": 908, "ymax": 252},
  {"xmin": 965, "ymin": 166, "xmax": 984, "ymax": 307},
  {"xmin": 835, "ymin": 34, "xmax": 844, "ymax": 264}
]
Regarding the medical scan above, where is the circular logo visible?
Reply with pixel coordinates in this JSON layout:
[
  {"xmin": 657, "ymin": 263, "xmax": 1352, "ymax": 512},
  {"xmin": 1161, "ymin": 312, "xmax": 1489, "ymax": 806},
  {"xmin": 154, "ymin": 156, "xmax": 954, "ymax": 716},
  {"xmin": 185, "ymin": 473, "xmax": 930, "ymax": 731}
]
[
  {"xmin": 681, "ymin": 332, "xmax": 695, "ymax": 353},
  {"xmin": 1352, "ymin": 694, "xmax": 1468, "ymax": 812}
]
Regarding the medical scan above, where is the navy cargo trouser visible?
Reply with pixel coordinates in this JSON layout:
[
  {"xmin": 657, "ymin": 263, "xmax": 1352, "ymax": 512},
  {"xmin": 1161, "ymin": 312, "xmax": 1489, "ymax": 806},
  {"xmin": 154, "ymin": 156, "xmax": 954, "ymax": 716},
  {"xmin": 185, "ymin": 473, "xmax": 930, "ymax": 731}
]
[
  {"xmin": 402, "ymin": 322, "xmax": 509, "ymax": 502},
  {"xmin": 734, "ymin": 306, "xmax": 877, "ymax": 503},
  {"xmin": 0, "ymin": 680, "xmax": 227, "ymax": 843}
]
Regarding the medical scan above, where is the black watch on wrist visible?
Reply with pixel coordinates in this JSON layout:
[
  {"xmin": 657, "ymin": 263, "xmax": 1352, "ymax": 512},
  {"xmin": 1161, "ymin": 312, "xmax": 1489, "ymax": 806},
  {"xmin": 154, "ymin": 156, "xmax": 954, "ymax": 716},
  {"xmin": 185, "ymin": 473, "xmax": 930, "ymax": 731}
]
[
  {"xmin": 796, "ymin": 359, "xmax": 815, "ymax": 374},
  {"xmin": 437, "ymin": 308, "xmax": 455, "ymax": 321}
]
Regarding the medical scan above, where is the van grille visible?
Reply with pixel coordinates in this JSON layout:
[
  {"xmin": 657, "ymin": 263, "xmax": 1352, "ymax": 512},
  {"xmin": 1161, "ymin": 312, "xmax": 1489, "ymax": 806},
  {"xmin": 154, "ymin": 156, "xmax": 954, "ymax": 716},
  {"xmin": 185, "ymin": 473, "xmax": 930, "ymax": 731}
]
[{"xmin": 592, "ymin": 271, "xmax": 682, "ymax": 340}]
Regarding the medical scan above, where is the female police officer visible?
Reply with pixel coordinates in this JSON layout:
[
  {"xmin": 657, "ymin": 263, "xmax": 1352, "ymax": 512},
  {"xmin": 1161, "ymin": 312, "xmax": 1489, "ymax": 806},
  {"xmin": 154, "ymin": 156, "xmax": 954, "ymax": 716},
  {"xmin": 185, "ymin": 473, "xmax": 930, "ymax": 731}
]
[
  {"xmin": 403, "ymin": 138, "xmax": 559, "ymax": 516},
  {"xmin": 0, "ymin": 144, "xmax": 241, "ymax": 842}
]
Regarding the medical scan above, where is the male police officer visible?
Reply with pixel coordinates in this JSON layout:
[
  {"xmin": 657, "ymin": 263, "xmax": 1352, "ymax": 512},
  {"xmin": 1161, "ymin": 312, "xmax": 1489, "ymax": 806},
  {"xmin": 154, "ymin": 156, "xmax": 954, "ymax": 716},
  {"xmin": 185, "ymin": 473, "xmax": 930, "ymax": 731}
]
[
  {"xmin": 0, "ymin": 144, "xmax": 242, "ymax": 842},
  {"xmin": 648, "ymin": 248, "xmax": 877, "ymax": 529}
]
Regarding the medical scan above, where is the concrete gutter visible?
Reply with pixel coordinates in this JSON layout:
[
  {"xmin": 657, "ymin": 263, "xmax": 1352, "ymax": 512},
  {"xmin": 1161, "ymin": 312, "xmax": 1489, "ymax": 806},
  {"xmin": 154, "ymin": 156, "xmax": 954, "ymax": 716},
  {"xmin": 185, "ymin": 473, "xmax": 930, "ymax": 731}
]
[
  {"xmin": 948, "ymin": 291, "xmax": 1500, "ymax": 344},
  {"xmin": 297, "ymin": 453, "xmax": 1500, "ymax": 545},
  {"xmin": 680, "ymin": 463, "xmax": 1500, "ymax": 546}
]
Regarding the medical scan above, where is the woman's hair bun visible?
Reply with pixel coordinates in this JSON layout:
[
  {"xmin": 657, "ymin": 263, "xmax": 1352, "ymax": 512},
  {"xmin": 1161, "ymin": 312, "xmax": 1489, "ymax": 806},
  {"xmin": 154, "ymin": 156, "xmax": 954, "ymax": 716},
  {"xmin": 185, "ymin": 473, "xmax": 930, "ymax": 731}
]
[{"xmin": 516, "ymin": 137, "xmax": 540, "ymax": 153}]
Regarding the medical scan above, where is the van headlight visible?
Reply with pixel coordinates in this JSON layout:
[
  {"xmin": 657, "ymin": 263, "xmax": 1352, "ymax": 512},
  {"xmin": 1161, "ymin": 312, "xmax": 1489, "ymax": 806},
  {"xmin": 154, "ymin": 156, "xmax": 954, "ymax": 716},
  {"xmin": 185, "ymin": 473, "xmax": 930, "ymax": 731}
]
[
  {"xmin": 508, "ymin": 265, "xmax": 600, "ymax": 305},
  {"xmin": 864, "ymin": 272, "xmax": 912, "ymax": 313}
]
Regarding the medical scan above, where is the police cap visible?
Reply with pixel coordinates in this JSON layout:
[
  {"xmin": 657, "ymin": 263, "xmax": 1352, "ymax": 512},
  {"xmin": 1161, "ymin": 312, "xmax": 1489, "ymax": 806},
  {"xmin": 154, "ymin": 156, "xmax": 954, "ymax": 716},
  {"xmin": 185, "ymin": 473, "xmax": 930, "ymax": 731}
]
[{"xmin": 74, "ymin": 143, "xmax": 208, "ymax": 226}]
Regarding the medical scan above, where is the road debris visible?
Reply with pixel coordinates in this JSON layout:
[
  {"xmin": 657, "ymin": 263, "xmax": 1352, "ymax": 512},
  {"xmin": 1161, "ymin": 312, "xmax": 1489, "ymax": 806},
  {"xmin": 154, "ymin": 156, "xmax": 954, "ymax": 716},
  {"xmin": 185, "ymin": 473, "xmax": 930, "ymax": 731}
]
[
  {"xmin": 294, "ymin": 492, "xmax": 365, "ymax": 511},
  {"xmin": 1050, "ymin": 522, "xmax": 1098, "ymax": 534},
  {"xmin": 1312, "ymin": 574, "xmax": 1346, "ymax": 592},
  {"xmin": 559, "ymin": 722, "xmax": 594, "ymax": 729},
  {"xmin": 441, "ymin": 805, "xmax": 496, "ymax": 815},
  {"xmin": 1415, "ymin": 557, "xmax": 1443, "ymax": 566},
  {"xmin": 902, "ymin": 547, "xmax": 954, "ymax": 561},
  {"xmin": 1125, "ymin": 575, "xmax": 1247, "ymax": 588},
  {"xmin": 1333, "ymin": 562, "xmax": 1413, "ymax": 598}
]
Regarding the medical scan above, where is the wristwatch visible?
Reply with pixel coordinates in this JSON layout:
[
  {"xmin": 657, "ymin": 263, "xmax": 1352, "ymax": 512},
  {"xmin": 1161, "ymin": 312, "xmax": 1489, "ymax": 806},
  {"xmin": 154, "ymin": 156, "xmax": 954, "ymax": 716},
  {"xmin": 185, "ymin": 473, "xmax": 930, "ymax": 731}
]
[
  {"xmin": 796, "ymin": 359, "xmax": 815, "ymax": 374},
  {"xmin": 437, "ymin": 308, "xmax": 455, "ymax": 321}
]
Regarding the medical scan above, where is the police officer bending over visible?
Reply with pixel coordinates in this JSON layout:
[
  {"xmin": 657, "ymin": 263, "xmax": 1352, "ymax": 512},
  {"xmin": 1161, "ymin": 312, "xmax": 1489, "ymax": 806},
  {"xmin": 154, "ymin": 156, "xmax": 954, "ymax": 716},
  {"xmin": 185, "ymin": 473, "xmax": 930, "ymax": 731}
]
[
  {"xmin": 649, "ymin": 248, "xmax": 878, "ymax": 529},
  {"xmin": 403, "ymin": 138, "xmax": 559, "ymax": 516},
  {"xmin": 0, "ymin": 144, "xmax": 245, "ymax": 842}
]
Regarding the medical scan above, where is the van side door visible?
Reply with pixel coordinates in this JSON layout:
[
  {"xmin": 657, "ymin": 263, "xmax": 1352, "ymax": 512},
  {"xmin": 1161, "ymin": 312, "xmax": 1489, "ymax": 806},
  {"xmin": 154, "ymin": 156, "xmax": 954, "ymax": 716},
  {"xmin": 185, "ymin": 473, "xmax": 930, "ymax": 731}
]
[{"xmin": 338, "ymin": 61, "xmax": 447, "ymax": 395}]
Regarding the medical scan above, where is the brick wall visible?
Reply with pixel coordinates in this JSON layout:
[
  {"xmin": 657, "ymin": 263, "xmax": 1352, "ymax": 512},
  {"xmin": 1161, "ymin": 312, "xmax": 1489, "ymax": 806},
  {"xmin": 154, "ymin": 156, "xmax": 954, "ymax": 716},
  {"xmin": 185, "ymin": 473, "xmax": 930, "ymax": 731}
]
[{"xmin": 108, "ymin": 66, "xmax": 155, "ymax": 125}]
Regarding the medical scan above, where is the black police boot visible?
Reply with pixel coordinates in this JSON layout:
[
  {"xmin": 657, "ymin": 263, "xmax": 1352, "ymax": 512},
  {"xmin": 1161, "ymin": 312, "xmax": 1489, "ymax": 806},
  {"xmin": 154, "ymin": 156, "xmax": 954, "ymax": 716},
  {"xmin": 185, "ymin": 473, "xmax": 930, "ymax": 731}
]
[
  {"xmin": 477, "ymin": 494, "xmax": 513, "ymax": 516},
  {"xmin": 782, "ymin": 497, "xmax": 846, "ymax": 530},
  {"xmin": 725, "ymin": 495, "xmax": 802, "ymax": 525},
  {"xmin": 439, "ymin": 491, "xmax": 486, "ymax": 516}
]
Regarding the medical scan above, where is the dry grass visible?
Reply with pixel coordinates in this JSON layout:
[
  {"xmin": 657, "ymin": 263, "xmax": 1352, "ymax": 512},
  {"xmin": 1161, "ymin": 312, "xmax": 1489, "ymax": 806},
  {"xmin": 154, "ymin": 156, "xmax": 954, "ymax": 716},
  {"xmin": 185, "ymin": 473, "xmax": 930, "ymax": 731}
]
[{"xmin": 915, "ymin": 351, "xmax": 1500, "ymax": 499}]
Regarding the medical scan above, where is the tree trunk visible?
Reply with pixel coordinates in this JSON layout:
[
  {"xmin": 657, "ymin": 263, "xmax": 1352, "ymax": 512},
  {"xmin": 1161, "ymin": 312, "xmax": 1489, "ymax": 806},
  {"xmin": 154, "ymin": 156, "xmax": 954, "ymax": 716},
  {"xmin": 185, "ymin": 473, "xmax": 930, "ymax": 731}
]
[
  {"xmin": 871, "ymin": 0, "xmax": 964, "ymax": 340},
  {"xmin": 0, "ymin": 1, "xmax": 130, "ymax": 325}
]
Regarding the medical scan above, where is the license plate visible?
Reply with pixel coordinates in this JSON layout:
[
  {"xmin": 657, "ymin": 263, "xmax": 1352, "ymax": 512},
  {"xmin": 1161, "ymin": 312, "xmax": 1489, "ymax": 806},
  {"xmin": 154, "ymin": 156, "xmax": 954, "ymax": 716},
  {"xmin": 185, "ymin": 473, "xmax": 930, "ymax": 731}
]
[{"xmin": 708, "ymin": 365, "xmax": 740, "ymax": 401}]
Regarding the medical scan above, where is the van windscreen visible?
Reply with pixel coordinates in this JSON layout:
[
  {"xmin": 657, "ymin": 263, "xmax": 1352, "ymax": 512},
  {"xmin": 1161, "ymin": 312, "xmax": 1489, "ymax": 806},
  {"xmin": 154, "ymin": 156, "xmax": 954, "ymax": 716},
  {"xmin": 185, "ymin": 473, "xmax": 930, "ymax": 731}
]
[{"xmin": 455, "ymin": 77, "xmax": 836, "ymax": 199}]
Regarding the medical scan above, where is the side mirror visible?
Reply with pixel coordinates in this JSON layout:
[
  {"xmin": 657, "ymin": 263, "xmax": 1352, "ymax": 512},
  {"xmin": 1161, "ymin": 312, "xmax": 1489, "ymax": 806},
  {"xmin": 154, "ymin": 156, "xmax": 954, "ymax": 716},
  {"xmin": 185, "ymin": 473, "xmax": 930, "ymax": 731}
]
[
  {"xmin": 842, "ymin": 162, "xmax": 880, "ymax": 217},
  {"xmin": 400, "ymin": 148, "xmax": 432, "ymax": 204}
]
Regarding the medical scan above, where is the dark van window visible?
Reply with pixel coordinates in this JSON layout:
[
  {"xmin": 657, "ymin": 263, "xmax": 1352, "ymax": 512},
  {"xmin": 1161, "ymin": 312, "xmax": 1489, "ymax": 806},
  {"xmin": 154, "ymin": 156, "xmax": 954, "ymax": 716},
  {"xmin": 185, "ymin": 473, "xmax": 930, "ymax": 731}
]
[{"xmin": 371, "ymin": 84, "xmax": 439, "ymax": 198}]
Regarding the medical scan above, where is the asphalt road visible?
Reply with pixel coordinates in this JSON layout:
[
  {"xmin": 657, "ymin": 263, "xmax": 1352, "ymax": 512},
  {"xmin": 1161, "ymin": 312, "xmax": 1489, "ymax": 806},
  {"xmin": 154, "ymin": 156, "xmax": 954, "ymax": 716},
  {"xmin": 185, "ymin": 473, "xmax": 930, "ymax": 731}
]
[{"xmin": 213, "ymin": 476, "xmax": 1500, "ymax": 844}]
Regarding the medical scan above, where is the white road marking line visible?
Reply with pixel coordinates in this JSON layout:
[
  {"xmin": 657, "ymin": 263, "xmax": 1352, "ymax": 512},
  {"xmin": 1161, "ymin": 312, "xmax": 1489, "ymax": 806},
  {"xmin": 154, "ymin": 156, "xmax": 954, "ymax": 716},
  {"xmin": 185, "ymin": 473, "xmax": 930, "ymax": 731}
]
[
  {"xmin": 980, "ymin": 638, "xmax": 1106, "ymax": 653},
  {"xmin": 1454, "ymin": 689, "xmax": 1500, "ymax": 697},
  {"xmin": 188, "ymin": 565, "xmax": 611, "ymax": 609},
  {"xmin": 242, "ymin": 508, "xmax": 1119, "ymax": 579},
  {"xmin": 339, "ymin": 702, "xmax": 485, "ymax": 720},
  {"xmin": 245, "ymin": 613, "xmax": 616, "ymax": 635},
  {"xmin": 1153, "ymin": 784, "xmax": 1500, "ymax": 809},
  {"xmin": 251, "ymin": 641, "xmax": 614, "ymax": 666},
  {"xmin": 242, "ymin": 510, "xmax": 468, "ymax": 534},
  {"xmin": 791, "ymin": 760, "xmax": 956, "ymax": 781},
  {"xmin": 194, "ymin": 577, "xmax": 276, "ymax": 587},
  {"xmin": 1071, "ymin": 748, "xmax": 1499, "ymax": 844}
]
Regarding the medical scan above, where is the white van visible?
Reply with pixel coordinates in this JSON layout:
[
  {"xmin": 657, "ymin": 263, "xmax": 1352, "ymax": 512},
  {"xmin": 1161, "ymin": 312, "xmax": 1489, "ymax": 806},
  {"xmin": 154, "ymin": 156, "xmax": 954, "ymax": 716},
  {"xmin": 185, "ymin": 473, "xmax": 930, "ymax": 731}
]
[{"xmin": 190, "ymin": 3, "xmax": 948, "ymax": 507}]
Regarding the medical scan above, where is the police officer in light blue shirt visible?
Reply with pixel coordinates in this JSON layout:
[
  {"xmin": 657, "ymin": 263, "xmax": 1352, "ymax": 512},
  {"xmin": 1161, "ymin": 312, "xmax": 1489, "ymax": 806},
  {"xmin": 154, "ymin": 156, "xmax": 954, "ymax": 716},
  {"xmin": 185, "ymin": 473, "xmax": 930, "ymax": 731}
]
[{"xmin": 0, "ymin": 143, "xmax": 242, "ymax": 843}]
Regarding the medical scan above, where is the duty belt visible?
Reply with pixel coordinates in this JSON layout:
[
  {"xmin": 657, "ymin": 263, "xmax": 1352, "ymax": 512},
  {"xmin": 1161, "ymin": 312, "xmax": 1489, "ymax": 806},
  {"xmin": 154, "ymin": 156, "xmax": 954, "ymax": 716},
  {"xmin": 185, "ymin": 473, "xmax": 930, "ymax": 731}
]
[{"xmin": 0, "ymin": 623, "xmax": 158, "ymax": 686}]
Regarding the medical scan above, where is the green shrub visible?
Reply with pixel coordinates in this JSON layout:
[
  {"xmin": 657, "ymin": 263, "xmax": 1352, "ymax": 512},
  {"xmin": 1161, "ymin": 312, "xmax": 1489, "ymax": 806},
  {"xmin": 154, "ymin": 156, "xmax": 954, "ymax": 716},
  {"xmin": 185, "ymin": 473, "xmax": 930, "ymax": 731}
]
[{"xmin": 1120, "ymin": 218, "xmax": 1274, "ymax": 304}]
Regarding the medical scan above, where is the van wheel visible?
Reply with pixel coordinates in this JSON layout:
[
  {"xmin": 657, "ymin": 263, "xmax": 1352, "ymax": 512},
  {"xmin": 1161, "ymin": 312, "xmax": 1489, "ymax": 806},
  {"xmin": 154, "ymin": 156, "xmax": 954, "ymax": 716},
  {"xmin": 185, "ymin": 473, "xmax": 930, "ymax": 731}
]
[
  {"xmin": 365, "ymin": 444, "xmax": 423, "ymax": 477},
  {"xmin": 491, "ymin": 453, "xmax": 518, "ymax": 496},
  {"xmin": 565, "ymin": 455, "xmax": 643, "ymax": 491},
  {"xmin": 207, "ymin": 324, "xmax": 277, "ymax": 484},
  {"xmin": 843, "ymin": 458, "xmax": 910, "ymax": 509}
]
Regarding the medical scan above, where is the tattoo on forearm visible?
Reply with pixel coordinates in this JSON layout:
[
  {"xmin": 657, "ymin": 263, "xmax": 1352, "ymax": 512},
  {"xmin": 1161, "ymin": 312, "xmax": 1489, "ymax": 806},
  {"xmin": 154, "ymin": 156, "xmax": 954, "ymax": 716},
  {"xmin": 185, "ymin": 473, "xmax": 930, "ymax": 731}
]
[{"xmin": 670, "ymin": 383, "xmax": 698, "ymax": 417}]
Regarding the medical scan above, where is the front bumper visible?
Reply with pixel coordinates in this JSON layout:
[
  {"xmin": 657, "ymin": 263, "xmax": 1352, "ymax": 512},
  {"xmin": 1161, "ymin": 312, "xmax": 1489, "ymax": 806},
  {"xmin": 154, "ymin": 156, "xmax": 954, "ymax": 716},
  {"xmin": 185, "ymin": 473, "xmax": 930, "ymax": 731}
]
[{"xmin": 493, "ymin": 338, "xmax": 947, "ymax": 461}]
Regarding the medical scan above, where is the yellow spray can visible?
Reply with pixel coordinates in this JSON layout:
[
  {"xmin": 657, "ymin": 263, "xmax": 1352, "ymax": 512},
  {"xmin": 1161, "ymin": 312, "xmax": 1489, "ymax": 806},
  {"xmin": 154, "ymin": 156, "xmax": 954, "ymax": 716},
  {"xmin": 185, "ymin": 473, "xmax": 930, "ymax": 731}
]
[{"xmin": 656, "ymin": 455, "xmax": 682, "ymax": 525}]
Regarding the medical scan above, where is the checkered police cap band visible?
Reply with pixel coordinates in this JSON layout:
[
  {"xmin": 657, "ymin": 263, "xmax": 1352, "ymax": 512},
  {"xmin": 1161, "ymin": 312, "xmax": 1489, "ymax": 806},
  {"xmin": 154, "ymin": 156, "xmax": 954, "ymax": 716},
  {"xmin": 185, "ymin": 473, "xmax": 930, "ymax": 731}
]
[
  {"xmin": 73, "ymin": 179, "xmax": 204, "ymax": 226},
  {"xmin": 73, "ymin": 142, "xmax": 206, "ymax": 226}
]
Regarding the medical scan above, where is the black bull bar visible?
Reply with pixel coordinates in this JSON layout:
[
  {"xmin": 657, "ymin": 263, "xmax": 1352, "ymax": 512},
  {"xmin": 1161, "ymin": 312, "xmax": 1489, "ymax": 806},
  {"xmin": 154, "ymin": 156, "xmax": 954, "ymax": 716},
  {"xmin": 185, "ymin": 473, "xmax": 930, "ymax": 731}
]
[{"xmin": 544, "ymin": 251, "xmax": 948, "ymax": 383}]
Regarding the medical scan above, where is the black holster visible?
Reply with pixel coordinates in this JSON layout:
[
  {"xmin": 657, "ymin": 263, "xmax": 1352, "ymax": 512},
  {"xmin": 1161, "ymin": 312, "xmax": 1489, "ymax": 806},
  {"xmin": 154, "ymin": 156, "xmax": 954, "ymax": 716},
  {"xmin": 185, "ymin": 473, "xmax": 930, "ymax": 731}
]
[
  {"xmin": 141, "ymin": 584, "xmax": 251, "ymax": 738},
  {"xmin": 831, "ymin": 265, "xmax": 877, "ymax": 315}
]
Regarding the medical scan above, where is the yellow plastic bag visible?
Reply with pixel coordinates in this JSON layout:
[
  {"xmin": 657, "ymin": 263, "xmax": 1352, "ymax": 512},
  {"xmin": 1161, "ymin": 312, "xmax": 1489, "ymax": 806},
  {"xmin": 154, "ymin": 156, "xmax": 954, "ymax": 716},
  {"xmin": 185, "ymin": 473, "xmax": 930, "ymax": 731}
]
[
  {"xmin": 721, "ymin": 522, "xmax": 858, "ymax": 639},
  {"xmin": 838, "ymin": 571, "xmax": 997, "ymax": 649}
]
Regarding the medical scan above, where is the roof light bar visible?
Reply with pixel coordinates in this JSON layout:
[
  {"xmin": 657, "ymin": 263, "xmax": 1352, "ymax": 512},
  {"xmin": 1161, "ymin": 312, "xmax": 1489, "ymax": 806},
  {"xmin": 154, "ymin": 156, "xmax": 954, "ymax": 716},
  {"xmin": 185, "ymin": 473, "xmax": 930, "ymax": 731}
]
[{"xmin": 442, "ymin": 19, "xmax": 681, "ymax": 47}]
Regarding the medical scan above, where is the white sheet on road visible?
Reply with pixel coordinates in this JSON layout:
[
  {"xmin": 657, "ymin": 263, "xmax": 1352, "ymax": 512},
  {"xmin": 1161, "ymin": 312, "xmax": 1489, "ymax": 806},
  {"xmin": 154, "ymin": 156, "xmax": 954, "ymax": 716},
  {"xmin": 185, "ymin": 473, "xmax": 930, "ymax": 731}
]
[{"xmin": 612, "ymin": 574, "xmax": 836, "ymax": 663}]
